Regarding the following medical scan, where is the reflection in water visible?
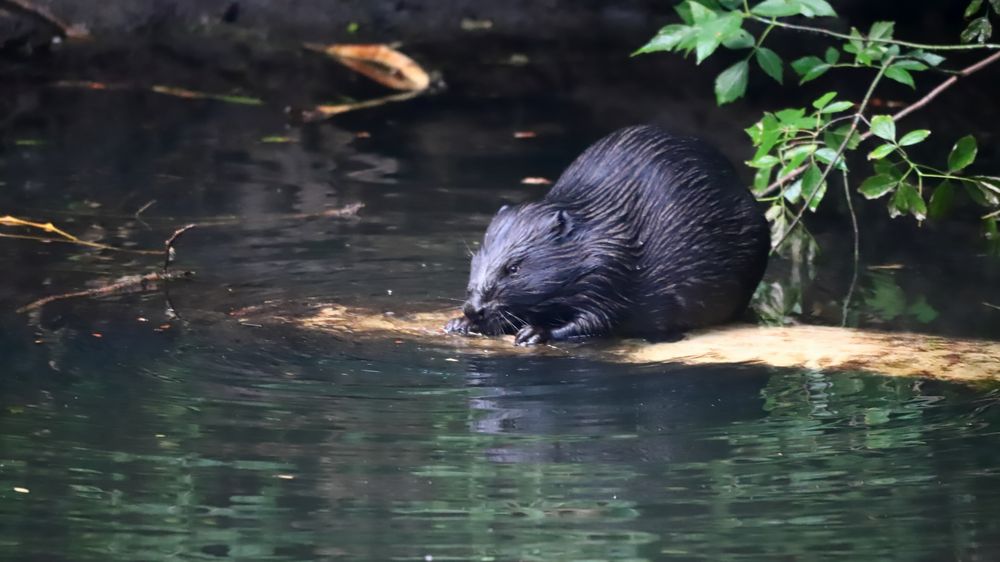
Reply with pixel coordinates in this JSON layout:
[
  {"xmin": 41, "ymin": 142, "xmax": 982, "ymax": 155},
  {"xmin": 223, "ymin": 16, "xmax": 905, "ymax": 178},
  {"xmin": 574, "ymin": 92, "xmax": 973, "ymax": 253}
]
[
  {"xmin": 4, "ymin": 326, "xmax": 1000, "ymax": 561},
  {"xmin": 1, "ymin": 84, "xmax": 999, "ymax": 561}
]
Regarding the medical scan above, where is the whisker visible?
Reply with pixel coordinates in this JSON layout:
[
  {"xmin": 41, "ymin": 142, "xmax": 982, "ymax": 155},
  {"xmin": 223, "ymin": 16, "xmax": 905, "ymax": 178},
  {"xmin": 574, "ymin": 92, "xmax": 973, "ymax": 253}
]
[
  {"xmin": 495, "ymin": 309, "xmax": 513, "ymax": 333},
  {"xmin": 505, "ymin": 309, "xmax": 527, "ymax": 327}
]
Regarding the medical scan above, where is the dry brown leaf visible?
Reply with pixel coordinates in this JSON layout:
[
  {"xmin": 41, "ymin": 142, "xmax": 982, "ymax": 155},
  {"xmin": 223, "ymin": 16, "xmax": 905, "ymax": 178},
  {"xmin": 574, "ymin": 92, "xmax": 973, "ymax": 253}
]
[{"xmin": 304, "ymin": 43, "xmax": 430, "ymax": 91}]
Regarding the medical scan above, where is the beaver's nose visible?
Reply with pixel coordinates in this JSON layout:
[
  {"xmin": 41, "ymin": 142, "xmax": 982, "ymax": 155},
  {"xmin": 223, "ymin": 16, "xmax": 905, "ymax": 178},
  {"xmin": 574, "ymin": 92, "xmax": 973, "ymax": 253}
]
[{"xmin": 463, "ymin": 301, "xmax": 485, "ymax": 320}]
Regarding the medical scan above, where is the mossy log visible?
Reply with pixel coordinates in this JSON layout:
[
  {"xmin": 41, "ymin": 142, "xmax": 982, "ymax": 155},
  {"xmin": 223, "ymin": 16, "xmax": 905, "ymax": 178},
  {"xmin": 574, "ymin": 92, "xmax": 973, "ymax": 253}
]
[{"xmin": 252, "ymin": 304, "xmax": 1000, "ymax": 382}]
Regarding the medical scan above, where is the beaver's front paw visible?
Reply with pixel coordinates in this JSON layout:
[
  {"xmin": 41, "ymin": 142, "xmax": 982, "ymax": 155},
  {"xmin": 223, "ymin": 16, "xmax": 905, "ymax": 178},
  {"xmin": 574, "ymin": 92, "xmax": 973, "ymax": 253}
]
[
  {"xmin": 515, "ymin": 325, "xmax": 550, "ymax": 346},
  {"xmin": 444, "ymin": 316, "xmax": 475, "ymax": 335}
]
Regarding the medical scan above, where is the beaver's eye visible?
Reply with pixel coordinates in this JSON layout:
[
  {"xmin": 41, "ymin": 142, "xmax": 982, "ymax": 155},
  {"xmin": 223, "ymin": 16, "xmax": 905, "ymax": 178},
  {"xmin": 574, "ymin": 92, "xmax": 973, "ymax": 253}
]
[{"xmin": 506, "ymin": 264, "xmax": 520, "ymax": 276}]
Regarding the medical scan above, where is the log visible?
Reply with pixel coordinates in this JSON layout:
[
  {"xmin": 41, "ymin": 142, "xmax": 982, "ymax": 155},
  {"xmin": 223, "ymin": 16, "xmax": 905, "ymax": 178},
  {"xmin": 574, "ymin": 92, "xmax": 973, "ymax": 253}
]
[{"xmin": 253, "ymin": 303, "xmax": 1000, "ymax": 382}]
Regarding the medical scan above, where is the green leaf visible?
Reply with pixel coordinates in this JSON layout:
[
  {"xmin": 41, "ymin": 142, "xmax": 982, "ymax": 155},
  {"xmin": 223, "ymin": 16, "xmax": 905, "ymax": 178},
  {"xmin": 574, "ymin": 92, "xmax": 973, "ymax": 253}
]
[
  {"xmin": 910, "ymin": 51, "xmax": 946, "ymax": 67},
  {"xmin": 800, "ymin": 163, "xmax": 827, "ymax": 211},
  {"xmin": 784, "ymin": 143, "xmax": 818, "ymax": 161},
  {"xmin": 907, "ymin": 296, "xmax": 939, "ymax": 323},
  {"xmin": 798, "ymin": 0, "xmax": 837, "ymax": 17},
  {"xmin": 966, "ymin": 0, "xmax": 984, "ymax": 18},
  {"xmin": 784, "ymin": 177, "xmax": 803, "ymax": 203},
  {"xmin": 869, "ymin": 21, "xmax": 895, "ymax": 41},
  {"xmin": 755, "ymin": 47, "xmax": 784, "ymax": 84},
  {"xmin": 966, "ymin": 183, "xmax": 999, "ymax": 207},
  {"xmin": 824, "ymin": 46, "xmax": 840, "ymax": 64},
  {"xmin": 893, "ymin": 60, "xmax": 929, "ymax": 71},
  {"xmin": 779, "ymin": 144, "xmax": 815, "ymax": 179},
  {"xmin": 752, "ymin": 0, "xmax": 803, "ymax": 17},
  {"xmin": 858, "ymin": 174, "xmax": 897, "ymax": 199},
  {"xmin": 748, "ymin": 154, "xmax": 780, "ymax": 168},
  {"xmin": 948, "ymin": 135, "xmax": 978, "ymax": 171},
  {"xmin": 865, "ymin": 272, "xmax": 906, "ymax": 320},
  {"xmin": 747, "ymin": 116, "xmax": 772, "ymax": 144},
  {"xmin": 815, "ymin": 147, "xmax": 847, "ymax": 171},
  {"xmin": 961, "ymin": 16, "xmax": 993, "ymax": 43},
  {"xmin": 973, "ymin": 176, "xmax": 1000, "ymax": 205},
  {"xmin": 811, "ymin": 91, "xmax": 837, "ymax": 109},
  {"xmin": 928, "ymin": 181, "xmax": 955, "ymax": 219},
  {"xmin": 870, "ymin": 115, "xmax": 896, "ymax": 141},
  {"xmin": 885, "ymin": 65, "xmax": 915, "ymax": 88},
  {"xmin": 634, "ymin": 24, "xmax": 697, "ymax": 54},
  {"xmin": 775, "ymin": 107, "xmax": 806, "ymax": 124},
  {"xmin": 773, "ymin": 107, "xmax": 817, "ymax": 129},
  {"xmin": 898, "ymin": 129, "xmax": 931, "ymax": 146},
  {"xmin": 909, "ymin": 189, "xmax": 928, "ymax": 221},
  {"xmin": 753, "ymin": 166, "xmax": 774, "ymax": 194},
  {"xmin": 820, "ymin": 101, "xmax": 853, "ymax": 113},
  {"xmin": 844, "ymin": 27, "xmax": 864, "ymax": 55},
  {"xmin": 800, "ymin": 63, "xmax": 831, "ymax": 83},
  {"xmin": 714, "ymin": 60, "xmax": 749, "ymax": 104},
  {"xmin": 874, "ymin": 159, "xmax": 903, "ymax": 180},
  {"xmin": 991, "ymin": 0, "xmax": 1000, "ymax": 13},
  {"xmin": 723, "ymin": 29, "xmax": 756, "ymax": 49},
  {"xmin": 867, "ymin": 143, "xmax": 896, "ymax": 160},
  {"xmin": 791, "ymin": 56, "xmax": 830, "ymax": 83},
  {"xmin": 696, "ymin": 12, "xmax": 744, "ymax": 63},
  {"xmin": 748, "ymin": 114, "xmax": 781, "ymax": 159},
  {"xmin": 687, "ymin": 1, "xmax": 718, "ymax": 23},
  {"xmin": 890, "ymin": 182, "xmax": 926, "ymax": 221},
  {"xmin": 824, "ymin": 124, "xmax": 861, "ymax": 150}
]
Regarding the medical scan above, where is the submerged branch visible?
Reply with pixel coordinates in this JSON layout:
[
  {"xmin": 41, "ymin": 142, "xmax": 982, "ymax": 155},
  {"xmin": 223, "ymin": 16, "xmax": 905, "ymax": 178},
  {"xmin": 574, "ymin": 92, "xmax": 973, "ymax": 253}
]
[
  {"xmin": 13, "ymin": 220, "xmax": 201, "ymax": 313},
  {"xmin": 16, "ymin": 271, "xmax": 192, "ymax": 313}
]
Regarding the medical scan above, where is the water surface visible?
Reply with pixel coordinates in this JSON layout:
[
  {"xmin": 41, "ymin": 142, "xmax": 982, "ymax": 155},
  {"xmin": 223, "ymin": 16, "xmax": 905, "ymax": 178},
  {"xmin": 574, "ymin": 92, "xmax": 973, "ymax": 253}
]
[{"xmin": 1, "ymin": 82, "xmax": 1000, "ymax": 561}]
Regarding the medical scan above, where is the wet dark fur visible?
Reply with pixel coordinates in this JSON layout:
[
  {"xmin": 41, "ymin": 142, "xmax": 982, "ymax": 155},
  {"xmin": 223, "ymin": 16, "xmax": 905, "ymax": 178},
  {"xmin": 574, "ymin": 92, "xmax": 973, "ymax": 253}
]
[{"xmin": 445, "ymin": 125, "xmax": 770, "ymax": 345}]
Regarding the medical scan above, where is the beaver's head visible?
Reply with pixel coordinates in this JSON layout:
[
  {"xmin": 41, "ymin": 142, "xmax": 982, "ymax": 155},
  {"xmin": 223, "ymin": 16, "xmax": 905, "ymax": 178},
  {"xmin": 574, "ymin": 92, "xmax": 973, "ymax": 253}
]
[{"xmin": 460, "ymin": 202, "xmax": 595, "ymax": 335}]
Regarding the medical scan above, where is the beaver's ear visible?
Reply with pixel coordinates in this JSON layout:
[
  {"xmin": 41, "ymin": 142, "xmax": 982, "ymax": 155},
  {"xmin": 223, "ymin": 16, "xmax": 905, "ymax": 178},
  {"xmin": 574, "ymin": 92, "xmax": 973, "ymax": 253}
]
[{"xmin": 552, "ymin": 210, "xmax": 573, "ymax": 237}]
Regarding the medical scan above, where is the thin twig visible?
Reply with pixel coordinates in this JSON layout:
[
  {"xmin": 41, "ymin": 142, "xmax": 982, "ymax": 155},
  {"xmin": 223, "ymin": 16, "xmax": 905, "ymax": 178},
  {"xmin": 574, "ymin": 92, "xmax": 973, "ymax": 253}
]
[
  {"xmin": 760, "ymin": 50, "xmax": 1000, "ymax": 197},
  {"xmin": 860, "ymin": 49, "xmax": 1000, "ymax": 142},
  {"xmin": 772, "ymin": 57, "xmax": 895, "ymax": 252},
  {"xmin": 750, "ymin": 15, "xmax": 1000, "ymax": 51},
  {"xmin": 0, "ymin": 215, "xmax": 160, "ymax": 255},
  {"xmin": 840, "ymin": 167, "xmax": 860, "ymax": 327},
  {"xmin": 163, "ymin": 224, "xmax": 197, "ymax": 275},
  {"xmin": 134, "ymin": 200, "xmax": 156, "ymax": 219}
]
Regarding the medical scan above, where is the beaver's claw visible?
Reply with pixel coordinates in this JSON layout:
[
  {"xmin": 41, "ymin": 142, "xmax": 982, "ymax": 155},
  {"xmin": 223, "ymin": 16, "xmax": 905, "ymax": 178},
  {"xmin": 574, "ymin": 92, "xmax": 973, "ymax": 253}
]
[
  {"xmin": 444, "ymin": 316, "xmax": 475, "ymax": 335},
  {"xmin": 515, "ymin": 325, "xmax": 550, "ymax": 346}
]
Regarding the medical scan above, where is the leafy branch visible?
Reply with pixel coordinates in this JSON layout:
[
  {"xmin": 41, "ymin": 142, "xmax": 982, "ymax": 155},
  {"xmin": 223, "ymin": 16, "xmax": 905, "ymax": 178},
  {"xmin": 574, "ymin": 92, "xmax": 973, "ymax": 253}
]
[
  {"xmin": 770, "ymin": 55, "xmax": 893, "ymax": 251},
  {"xmin": 636, "ymin": 0, "xmax": 1000, "ymax": 254}
]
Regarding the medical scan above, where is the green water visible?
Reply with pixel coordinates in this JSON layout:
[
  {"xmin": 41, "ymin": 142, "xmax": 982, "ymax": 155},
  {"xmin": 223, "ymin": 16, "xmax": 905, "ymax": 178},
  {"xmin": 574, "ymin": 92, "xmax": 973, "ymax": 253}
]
[{"xmin": 1, "ymin": 86, "xmax": 999, "ymax": 561}]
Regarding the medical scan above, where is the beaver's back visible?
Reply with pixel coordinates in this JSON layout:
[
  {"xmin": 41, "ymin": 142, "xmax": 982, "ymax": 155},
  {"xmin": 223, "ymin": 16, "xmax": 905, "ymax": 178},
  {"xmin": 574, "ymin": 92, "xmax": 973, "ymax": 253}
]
[{"xmin": 546, "ymin": 125, "xmax": 769, "ymax": 335}]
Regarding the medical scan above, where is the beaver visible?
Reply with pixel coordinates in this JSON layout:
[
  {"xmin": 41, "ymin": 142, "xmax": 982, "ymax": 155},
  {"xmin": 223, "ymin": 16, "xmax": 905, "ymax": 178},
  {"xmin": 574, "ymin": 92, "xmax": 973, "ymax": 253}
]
[{"xmin": 445, "ymin": 124, "xmax": 770, "ymax": 345}]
